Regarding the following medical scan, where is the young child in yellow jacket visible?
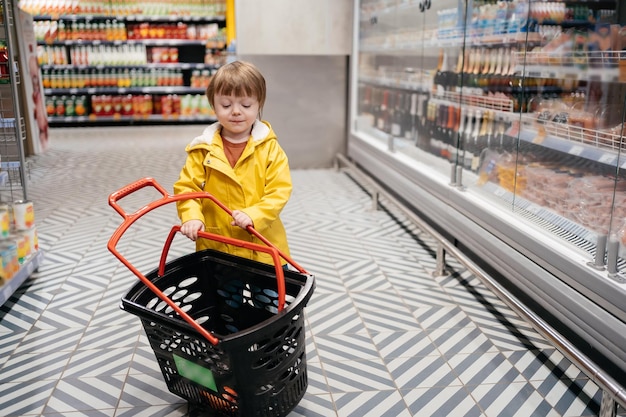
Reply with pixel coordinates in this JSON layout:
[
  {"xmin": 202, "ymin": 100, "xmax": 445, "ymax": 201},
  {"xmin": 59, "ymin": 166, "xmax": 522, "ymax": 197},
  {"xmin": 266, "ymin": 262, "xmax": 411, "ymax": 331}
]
[{"xmin": 173, "ymin": 61, "xmax": 292, "ymax": 265}]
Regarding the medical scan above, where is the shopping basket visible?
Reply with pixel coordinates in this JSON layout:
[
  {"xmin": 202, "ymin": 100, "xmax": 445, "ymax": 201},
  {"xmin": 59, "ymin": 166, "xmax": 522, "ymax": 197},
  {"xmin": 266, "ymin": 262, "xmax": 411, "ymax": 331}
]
[{"xmin": 107, "ymin": 177, "xmax": 315, "ymax": 417}]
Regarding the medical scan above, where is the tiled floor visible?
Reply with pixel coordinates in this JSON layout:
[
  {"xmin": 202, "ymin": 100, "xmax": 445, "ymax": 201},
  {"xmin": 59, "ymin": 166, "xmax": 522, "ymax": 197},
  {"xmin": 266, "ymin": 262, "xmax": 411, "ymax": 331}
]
[{"xmin": 0, "ymin": 125, "xmax": 611, "ymax": 416}]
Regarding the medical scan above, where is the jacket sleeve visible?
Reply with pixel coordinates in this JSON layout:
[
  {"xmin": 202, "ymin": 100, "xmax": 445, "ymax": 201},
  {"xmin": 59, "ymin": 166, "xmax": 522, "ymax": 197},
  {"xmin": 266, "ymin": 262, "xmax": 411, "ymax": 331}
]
[
  {"xmin": 173, "ymin": 149, "xmax": 207, "ymax": 225},
  {"xmin": 244, "ymin": 141, "xmax": 292, "ymax": 233}
]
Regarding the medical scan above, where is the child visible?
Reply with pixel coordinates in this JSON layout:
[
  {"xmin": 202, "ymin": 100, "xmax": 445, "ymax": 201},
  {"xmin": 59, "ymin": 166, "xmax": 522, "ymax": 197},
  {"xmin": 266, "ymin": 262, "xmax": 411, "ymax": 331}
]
[{"xmin": 173, "ymin": 61, "xmax": 293, "ymax": 265}]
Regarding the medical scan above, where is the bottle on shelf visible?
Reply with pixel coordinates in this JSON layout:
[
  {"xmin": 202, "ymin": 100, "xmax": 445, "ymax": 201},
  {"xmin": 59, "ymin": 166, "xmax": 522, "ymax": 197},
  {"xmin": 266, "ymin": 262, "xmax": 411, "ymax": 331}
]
[
  {"xmin": 472, "ymin": 110, "xmax": 491, "ymax": 172},
  {"xmin": 425, "ymin": 100, "xmax": 437, "ymax": 154},
  {"xmin": 463, "ymin": 109, "xmax": 475, "ymax": 168},
  {"xmin": 390, "ymin": 91, "xmax": 404, "ymax": 138},
  {"xmin": 376, "ymin": 89, "xmax": 390, "ymax": 133},
  {"xmin": 408, "ymin": 92, "xmax": 418, "ymax": 144},
  {"xmin": 445, "ymin": 104, "xmax": 459, "ymax": 163},
  {"xmin": 403, "ymin": 91, "xmax": 414, "ymax": 142},
  {"xmin": 469, "ymin": 109, "xmax": 482, "ymax": 170}
]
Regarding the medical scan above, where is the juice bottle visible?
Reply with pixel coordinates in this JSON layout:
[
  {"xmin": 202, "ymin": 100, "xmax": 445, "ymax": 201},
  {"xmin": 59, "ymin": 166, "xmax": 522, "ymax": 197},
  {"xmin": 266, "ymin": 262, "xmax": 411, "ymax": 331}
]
[
  {"xmin": 122, "ymin": 94, "xmax": 133, "ymax": 115},
  {"xmin": 91, "ymin": 95, "xmax": 103, "ymax": 116},
  {"xmin": 74, "ymin": 95, "xmax": 87, "ymax": 116}
]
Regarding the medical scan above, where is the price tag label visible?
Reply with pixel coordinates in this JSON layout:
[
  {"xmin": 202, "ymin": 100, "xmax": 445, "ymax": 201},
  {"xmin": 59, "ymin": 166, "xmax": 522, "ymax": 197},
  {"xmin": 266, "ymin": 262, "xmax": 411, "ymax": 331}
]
[
  {"xmin": 598, "ymin": 153, "xmax": 617, "ymax": 165},
  {"xmin": 569, "ymin": 145, "xmax": 584, "ymax": 156}
]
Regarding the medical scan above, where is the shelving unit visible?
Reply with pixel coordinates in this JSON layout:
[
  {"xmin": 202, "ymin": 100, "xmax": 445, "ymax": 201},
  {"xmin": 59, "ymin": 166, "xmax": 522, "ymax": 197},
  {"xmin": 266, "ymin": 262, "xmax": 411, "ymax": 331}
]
[
  {"xmin": 350, "ymin": 0, "xmax": 626, "ymax": 414},
  {"xmin": 25, "ymin": 1, "xmax": 229, "ymax": 126},
  {"xmin": 0, "ymin": 0, "xmax": 43, "ymax": 307}
]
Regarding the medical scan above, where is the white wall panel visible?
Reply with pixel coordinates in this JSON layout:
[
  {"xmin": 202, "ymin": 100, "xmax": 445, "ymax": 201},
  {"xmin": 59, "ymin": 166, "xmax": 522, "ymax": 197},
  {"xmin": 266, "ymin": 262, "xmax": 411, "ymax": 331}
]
[
  {"xmin": 235, "ymin": 0, "xmax": 352, "ymax": 55},
  {"xmin": 238, "ymin": 55, "xmax": 348, "ymax": 168}
]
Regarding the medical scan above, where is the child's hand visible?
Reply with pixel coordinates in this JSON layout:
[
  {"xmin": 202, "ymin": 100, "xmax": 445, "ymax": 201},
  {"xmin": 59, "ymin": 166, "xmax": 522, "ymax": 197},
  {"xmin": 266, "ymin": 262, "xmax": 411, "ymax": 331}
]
[
  {"xmin": 180, "ymin": 220, "xmax": 205, "ymax": 241},
  {"xmin": 231, "ymin": 210, "xmax": 253, "ymax": 229}
]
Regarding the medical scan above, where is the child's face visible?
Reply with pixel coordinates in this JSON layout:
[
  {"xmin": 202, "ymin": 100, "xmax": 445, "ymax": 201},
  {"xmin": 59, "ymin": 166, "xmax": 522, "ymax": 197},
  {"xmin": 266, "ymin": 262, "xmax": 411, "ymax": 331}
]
[{"xmin": 214, "ymin": 93, "xmax": 260, "ymax": 141}]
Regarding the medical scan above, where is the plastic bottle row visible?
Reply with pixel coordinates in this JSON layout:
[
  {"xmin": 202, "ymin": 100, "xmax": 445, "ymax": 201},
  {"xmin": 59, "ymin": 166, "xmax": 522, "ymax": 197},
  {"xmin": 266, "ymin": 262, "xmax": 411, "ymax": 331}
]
[
  {"xmin": 438, "ymin": 0, "xmax": 530, "ymax": 39},
  {"xmin": 42, "ymin": 67, "xmax": 187, "ymax": 89},
  {"xmin": 35, "ymin": 19, "xmax": 222, "ymax": 43},
  {"xmin": 529, "ymin": 2, "xmax": 615, "ymax": 24},
  {"xmin": 20, "ymin": 0, "xmax": 227, "ymax": 18},
  {"xmin": 37, "ymin": 44, "xmax": 150, "ymax": 66},
  {"xmin": 37, "ymin": 43, "xmax": 225, "ymax": 67},
  {"xmin": 45, "ymin": 93, "xmax": 214, "ymax": 118},
  {"xmin": 35, "ymin": 19, "xmax": 127, "ymax": 43}
]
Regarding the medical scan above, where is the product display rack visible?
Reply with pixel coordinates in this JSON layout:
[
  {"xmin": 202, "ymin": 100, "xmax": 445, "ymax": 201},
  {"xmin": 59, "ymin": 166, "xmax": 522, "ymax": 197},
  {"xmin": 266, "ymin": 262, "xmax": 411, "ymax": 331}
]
[
  {"xmin": 350, "ymin": 0, "xmax": 625, "ymax": 412},
  {"xmin": 0, "ymin": 0, "xmax": 43, "ymax": 307},
  {"xmin": 26, "ymin": 1, "xmax": 228, "ymax": 126}
]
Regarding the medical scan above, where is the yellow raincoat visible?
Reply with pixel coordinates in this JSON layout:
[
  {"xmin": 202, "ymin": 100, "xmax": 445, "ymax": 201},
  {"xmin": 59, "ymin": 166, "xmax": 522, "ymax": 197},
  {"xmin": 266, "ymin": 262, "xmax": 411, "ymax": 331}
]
[{"xmin": 174, "ymin": 120, "xmax": 292, "ymax": 265}]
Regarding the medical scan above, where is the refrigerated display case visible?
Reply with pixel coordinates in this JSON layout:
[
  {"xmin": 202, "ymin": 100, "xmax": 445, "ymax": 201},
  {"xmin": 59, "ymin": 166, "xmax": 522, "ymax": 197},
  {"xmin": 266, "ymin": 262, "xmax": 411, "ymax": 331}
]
[{"xmin": 349, "ymin": 0, "xmax": 625, "ymax": 411}]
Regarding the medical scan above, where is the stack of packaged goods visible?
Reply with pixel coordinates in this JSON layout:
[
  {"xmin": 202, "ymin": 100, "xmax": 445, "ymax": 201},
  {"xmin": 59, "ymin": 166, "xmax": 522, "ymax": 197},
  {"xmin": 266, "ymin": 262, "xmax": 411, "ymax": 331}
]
[{"xmin": 0, "ymin": 200, "xmax": 38, "ymax": 284}]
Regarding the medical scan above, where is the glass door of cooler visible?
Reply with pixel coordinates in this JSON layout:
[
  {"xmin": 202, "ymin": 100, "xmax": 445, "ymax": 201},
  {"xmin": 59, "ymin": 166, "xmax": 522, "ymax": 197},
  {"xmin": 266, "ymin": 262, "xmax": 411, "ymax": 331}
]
[
  {"xmin": 355, "ymin": 0, "xmax": 467, "ymax": 182},
  {"xmin": 448, "ymin": 0, "xmax": 536, "ymax": 188},
  {"xmin": 463, "ymin": 0, "xmax": 626, "ymax": 298},
  {"xmin": 421, "ymin": 0, "xmax": 470, "ymax": 181},
  {"xmin": 357, "ymin": 0, "xmax": 428, "ymax": 157}
]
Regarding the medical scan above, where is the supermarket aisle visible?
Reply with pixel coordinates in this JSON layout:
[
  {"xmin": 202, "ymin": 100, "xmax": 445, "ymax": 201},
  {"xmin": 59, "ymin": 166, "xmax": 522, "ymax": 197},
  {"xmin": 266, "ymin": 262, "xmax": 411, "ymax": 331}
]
[{"xmin": 0, "ymin": 126, "xmax": 605, "ymax": 417}]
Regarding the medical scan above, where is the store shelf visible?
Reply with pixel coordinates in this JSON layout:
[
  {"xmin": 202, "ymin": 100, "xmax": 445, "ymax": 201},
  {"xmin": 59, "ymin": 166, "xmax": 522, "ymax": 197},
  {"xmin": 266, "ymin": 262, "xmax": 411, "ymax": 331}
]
[
  {"xmin": 359, "ymin": 74, "xmax": 430, "ymax": 93},
  {"xmin": 48, "ymin": 114, "xmax": 216, "ymax": 125},
  {"xmin": 361, "ymin": 25, "xmax": 543, "ymax": 54},
  {"xmin": 521, "ymin": 112, "xmax": 625, "ymax": 152},
  {"xmin": 41, "ymin": 62, "xmax": 219, "ymax": 70},
  {"xmin": 512, "ymin": 119, "xmax": 626, "ymax": 168},
  {"xmin": 33, "ymin": 14, "xmax": 225, "ymax": 23},
  {"xmin": 0, "ymin": 250, "xmax": 44, "ymax": 307},
  {"xmin": 44, "ymin": 86, "xmax": 206, "ymax": 95},
  {"xmin": 39, "ymin": 38, "xmax": 213, "ymax": 47},
  {"xmin": 513, "ymin": 51, "xmax": 623, "ymax": 82},
  {"xmin": 430, "ymin": 90, "xmax": 515, "ymax": 114}
]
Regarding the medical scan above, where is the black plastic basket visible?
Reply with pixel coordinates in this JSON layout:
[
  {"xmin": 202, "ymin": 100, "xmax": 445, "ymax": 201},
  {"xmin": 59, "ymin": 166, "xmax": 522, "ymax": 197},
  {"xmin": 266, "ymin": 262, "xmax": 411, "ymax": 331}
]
[{"xmin": 107, "ymin": 178, "xmax": 315, "ymax": 417}]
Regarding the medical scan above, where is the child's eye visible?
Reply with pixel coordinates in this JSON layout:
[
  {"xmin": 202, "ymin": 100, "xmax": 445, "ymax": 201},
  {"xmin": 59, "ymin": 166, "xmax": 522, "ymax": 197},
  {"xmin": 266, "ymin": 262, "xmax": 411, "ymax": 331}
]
[
  {"xmin": 242, "ymin": 105, "xmax": 251, "ymax": 108},
  {"xmin": 221, "ymin": 104, "xmax": 230, "ymax": 108}
]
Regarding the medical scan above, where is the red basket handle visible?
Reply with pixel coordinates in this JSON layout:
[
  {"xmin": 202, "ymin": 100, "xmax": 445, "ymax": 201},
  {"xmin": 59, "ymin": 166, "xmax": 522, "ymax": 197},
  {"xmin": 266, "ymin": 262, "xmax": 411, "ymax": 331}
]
[{"xmin": 107, "ymin": 177, "xmax": 308, "ymax": 346}]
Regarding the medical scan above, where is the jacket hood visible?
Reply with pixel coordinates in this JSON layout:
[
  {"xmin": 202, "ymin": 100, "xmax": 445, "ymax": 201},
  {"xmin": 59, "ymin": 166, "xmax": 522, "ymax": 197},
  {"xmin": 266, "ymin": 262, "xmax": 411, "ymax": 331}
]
[{"xmin": 186, "ymin": 120, "xmax": 274, "ymax": 150}]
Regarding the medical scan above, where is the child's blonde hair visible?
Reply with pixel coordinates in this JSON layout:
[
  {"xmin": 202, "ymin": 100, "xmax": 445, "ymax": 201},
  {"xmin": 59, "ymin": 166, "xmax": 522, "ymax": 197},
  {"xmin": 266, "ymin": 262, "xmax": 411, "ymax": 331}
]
[{"xmin": 206, "ymin": 61, "xmax": 267, "ymax": 117}]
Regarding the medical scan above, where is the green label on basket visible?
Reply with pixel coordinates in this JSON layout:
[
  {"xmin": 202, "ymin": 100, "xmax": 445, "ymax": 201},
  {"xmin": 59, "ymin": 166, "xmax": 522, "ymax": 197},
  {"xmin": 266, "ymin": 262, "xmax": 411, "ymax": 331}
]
[{"xmin": 173, "ymin": 354, "xmax": 217, "ymax": 392}]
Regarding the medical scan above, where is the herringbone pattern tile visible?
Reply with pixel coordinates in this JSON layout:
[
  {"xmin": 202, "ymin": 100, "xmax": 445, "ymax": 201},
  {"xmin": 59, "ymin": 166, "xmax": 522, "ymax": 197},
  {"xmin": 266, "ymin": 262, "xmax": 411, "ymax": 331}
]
[{"xmin": 0, "ymin": 127, "xmax": 607, "ymax": 416}]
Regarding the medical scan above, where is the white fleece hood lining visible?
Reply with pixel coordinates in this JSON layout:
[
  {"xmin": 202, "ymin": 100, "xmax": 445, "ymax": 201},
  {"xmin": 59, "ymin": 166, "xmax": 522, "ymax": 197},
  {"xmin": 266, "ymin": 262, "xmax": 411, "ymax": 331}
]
[{"xmin": 188, "ymin": 120, "xmax": 270, "ymax": 148}]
